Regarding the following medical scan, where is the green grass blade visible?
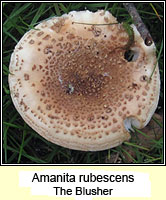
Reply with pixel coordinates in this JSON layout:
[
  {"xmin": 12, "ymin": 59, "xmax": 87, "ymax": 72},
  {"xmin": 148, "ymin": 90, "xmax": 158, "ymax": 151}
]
[
  {"xmin": 3, "ymin": 27, "xmax": 18, "ymax": 43},
  {"xmin": 17, "ymin": 124, "xmax": 27, "ymax": 163},
  {"xmin": 149, "ymin": 38, "xmax": 163, "ymax": 82},
  {"xmin": 70, "ymin": 3, "xmax": 84, "ymax": 11},
  {"xmin": 152, "ymin": 116, "xmax": 163, "ymax": 128},
  {"xmin": 30, "ymin": 3, "xmax": 46, "ymax": 27},
  {"xmin": 85, "ymin": 3, "xmax": 110, "ymax": 9},
  {"xmin": 121, "ymin": 147, "xmax": 137, "ymax": 163},
  {"xmin": 150, "ymin": 3, "xmax": 163, "ymax": 22},
  {"xmin": 3, "ymin": 121, "xmax": 30, "ymax": 131},
  {"xmin": 3, "ymin": 3, "xmax": 32, "ymax": 30},
  {"xmin": 6, "ymin": 3, "xmax": 32, "ymax": 21},
  {"xmin": 124, "ymin": 142, "xmax": 149, "ymax": 151},
  {"xmin": 54, "ymin": 3, "xmax": 61, "ymax": 16},
  {"xmin": 5, "ymin": 146, "xmax": 47, "ymax": 163},
  {"xmin": 59, "ymin": 3, "xmax": 69, "ymax": 13}
]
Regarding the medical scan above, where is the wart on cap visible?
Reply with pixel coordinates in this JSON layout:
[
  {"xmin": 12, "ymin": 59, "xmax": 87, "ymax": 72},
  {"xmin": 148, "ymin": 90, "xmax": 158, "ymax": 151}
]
[{"xmin": 8, "ymin": 10, "xmax": 160, "ymax": 151}]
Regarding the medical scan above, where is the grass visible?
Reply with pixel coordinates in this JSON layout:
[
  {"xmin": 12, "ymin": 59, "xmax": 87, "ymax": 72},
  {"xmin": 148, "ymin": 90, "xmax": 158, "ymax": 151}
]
[{"xmin": 2, "ymin": 2, "xmax": 164, "ymax": 164}]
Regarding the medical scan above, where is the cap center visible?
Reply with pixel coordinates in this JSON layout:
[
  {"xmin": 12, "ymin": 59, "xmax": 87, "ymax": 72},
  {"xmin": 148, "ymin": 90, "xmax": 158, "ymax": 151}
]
[{"xmin": 60, "ymin": 70, "xmax": 109, "ymax": 97}]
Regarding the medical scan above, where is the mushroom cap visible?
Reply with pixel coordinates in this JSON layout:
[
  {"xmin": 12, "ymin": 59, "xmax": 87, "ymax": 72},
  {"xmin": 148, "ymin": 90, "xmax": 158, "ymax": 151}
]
[{"xmin": 9, "ymin": 10, "xmax": 160, "ymax": 151}]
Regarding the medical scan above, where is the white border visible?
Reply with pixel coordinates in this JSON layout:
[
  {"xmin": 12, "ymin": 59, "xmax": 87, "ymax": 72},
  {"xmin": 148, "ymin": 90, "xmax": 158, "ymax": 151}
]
[{"xmin": 1, "ymin": 0, "xmax": 165, "ymax": 166}]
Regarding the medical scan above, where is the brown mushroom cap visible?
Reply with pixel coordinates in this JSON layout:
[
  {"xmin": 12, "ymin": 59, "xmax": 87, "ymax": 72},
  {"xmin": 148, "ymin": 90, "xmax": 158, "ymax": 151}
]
[{"xmin": 9, "ymin": 10, "xmax": 160, "ymax": 151}]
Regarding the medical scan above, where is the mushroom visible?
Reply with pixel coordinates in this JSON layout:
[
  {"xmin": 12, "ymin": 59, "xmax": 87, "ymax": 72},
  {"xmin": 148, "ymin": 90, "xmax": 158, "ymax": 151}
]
[{"xmin": 8, "ymin": 10, "xmax": 160, "ymax": 151}]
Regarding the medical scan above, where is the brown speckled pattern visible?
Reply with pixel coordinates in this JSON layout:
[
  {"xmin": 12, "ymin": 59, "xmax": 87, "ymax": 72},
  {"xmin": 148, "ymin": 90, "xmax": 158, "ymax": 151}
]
[{"xmin": 9, "ymin": 10, "xmax": 160, "ymax": 151}]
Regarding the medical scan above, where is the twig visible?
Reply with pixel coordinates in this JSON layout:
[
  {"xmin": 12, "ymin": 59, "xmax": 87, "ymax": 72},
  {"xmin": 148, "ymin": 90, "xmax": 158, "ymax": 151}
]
[
  {"xmin": 72, "ymin": 22, "xmax": 118, "ymax": 26},
  {"xmin": 123, "ymin": 3, "xmax": 153, "ymax": 46}
]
